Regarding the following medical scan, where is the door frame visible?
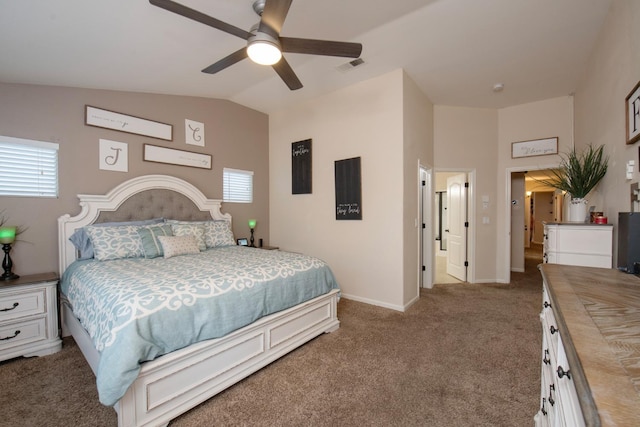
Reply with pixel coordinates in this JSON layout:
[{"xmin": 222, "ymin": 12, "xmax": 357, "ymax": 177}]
[
  {"xmin": 504, "ymin": 164, "xmax": 558, "ymax": 284},
  {"xmin": 433, "ymin": 168, "xmax": 476, "ymax": 284}
]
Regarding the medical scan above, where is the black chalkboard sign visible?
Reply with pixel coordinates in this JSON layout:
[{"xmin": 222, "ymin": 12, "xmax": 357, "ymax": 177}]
[
  {"xmin": 292, "ymin": 139, "xmax": 312, "ymax": 194},
  {"xmin": 334, "ymin": 157, "xmax": 362, "ymax": 220}
]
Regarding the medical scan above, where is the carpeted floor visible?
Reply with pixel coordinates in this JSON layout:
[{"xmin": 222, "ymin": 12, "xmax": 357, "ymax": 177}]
[{"xmin": 0, "ymin": 254, "xmax": 543, "ymax": 427}]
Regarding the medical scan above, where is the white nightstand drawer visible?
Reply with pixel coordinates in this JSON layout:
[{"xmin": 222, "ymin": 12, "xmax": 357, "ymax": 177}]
[
  {"xmin": 0, "ymin": 317, "xmax": 47, "ymax": 350},
  {"xmin": 0, "ymin": 288, "xmax": 46, "ymax": 322}
]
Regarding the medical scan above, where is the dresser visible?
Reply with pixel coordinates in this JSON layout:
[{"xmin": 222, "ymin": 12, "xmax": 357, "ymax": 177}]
[
  {"xmin": 542, "ymin": 222, "xmax": 613, "ymax": 268},
  {"xmin": 534, "ymin": 264, "xmax": 640, "ymax": 426},
  {"xmin": 0, "ymin": 272, "xmax": 62, "ymax": 361}
]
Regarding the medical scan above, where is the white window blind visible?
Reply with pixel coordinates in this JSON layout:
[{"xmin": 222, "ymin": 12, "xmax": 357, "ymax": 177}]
[
  {"xmin": 223, "ymin": 168, "xmax": 253, "ymax": 203},
  {"xmin": 0, "ymin": 136, "xmax": 59, "ymax": 197}
]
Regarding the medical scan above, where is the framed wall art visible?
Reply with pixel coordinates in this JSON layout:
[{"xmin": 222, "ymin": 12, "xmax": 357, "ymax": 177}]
[
  {"xmin": 143, "ymin": 144, "xmax": 212, "ymax": 169},
  {"xmin": 511, "ymin": 137, "xmax": 558, "ymax": 158},
  {"xmin": 334, "ymin": 156, "xmax": 362, "ymax": 220},
  {"xmin": 185, "ymin": 119, "xmax": 205, "ymax": 146},
  {"xmin": 292, "ymin": 139, "xmax": 312, "ymax": 194},
  {"xmin": 85, "ymin": 105, "xmax": 173, "ymax": 141},
  {"xmin": 99, "ymin": 139, "xmax": 128, "ymax": 172},
  {"xmin": 626, "ymin": 80, "xmax": 640, "ymax": 145}
]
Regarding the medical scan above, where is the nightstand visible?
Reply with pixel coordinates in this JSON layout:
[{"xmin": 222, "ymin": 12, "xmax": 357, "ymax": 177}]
[
  {"xmin": 258, "ymin": 245, "xmax": 279, "ymax": 250},
  {"xmin": 0, "ymin": 272, "xmax": 62, "ymax": 362}
]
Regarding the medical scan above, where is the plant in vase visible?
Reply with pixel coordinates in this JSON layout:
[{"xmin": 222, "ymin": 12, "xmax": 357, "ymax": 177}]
[{"xmin": 538, "ymin": 144, "xmax": 609, "ymax": 222}]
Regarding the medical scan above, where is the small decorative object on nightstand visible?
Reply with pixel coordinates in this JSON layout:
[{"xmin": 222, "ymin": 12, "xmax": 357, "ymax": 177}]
[
  {"xmin": 0, "ymin": 272, "xmax": 62, "ymax": 362},
  {"xmin": 0, "ymin": 226, "xmax": 19, "ymax": 281},
  {"xmin": 248, "ymin": 219, "xmax": 257, "ymax": 247}
]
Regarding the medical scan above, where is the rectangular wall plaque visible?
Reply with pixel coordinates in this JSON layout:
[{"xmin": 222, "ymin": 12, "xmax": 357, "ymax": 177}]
[
  {"xmin": 85, "ymin": 105, "xmax": 173, "ymax": 141},
  {"xmin": 143, "ymin": 144, "xmax": 211, "ymax": 169},
  {"xmin": 334, "ymin": 157, "xmax": 362, "ymax": 220},
  {"xmin": 511, "ymin": 137, "xmax": 558, "ymax": 158},
  {"xmin": 292, "ymin": 139, "xmax": 312, "ymax": 194}
]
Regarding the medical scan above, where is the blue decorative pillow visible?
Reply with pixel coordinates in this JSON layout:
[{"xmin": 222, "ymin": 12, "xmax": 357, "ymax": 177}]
[
  {"xmin": 167, "ymin": 220, "xmax": 235, "ymax": 248},
  {"xmin": 69, "ymin": 218, "xmax": 164, "ymax": 259},
  {"xmin": 85, "ymin": 225, "xmax": 145, "ymax": 261},
  {"xmin": 168, "ymin": 222, "xmax": 207, "ymax": 251},
  {"xmin": 137, "ymin": 224, "xmax": 173, "ymax": 259},
  {"xmin": 204, "ymin": 220, "xmax": 235, "ymax": 247}
]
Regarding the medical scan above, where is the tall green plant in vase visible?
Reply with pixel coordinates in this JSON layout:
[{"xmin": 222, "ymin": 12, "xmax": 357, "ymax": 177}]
[{"xmin": 539, "ymin": 144, "xmax": 609, "ymax": 222}]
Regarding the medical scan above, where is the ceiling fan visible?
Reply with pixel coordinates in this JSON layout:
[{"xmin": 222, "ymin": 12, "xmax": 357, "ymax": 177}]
[{"xmin": 149, "ymin": 0, "xmax": 363, "ymax": 90}]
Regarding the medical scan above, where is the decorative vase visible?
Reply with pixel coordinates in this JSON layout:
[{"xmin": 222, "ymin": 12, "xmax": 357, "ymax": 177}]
[{"xmin": 568, "ymin": 198, "xmax": 588, "ymax": 222}]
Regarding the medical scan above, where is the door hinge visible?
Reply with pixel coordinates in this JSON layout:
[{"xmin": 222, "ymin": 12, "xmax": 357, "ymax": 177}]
[
  {"xmin": 422, "ymin": 265, "xmax": 426, "ymax": 271},
  {"xmin": 464, "ymin": 221, "xmax": 469, "ymax": 227},
  {"xmin": 422, "ymin": 223, "xmax": 426, "ymax": 229},
  {"xmin": 464, "ymin": 261, "xmax": 469, "ymax": 267},
  {"xmin": 464, "ymin": 182, "xmax": 469, "ymax": 188},
  {"xmin": 421, "ymin": 180, "xmax": 426, "ymax": 186}
]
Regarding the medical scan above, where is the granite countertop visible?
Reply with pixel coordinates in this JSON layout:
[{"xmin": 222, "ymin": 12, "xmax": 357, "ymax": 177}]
[
  {"xmin": 542, "ymin": 221, "xmax": 613, "ymax": 227},
  {"xmin": 539, "ymin": 264, "xmax": 640, "ymax": 426}
]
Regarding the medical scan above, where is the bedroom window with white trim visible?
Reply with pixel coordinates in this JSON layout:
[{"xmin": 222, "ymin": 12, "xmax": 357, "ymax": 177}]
[
  {"xmin": 0, "ymin": 135, "xmax": 59, "ymax": 198},
  {"xmin": 223, "ymin": 168, "xmax": 253, "ymax": 203}
]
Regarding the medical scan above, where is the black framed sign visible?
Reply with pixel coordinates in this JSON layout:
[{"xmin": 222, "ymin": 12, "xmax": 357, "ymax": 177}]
[
  {"xmin": 334, "ymin": 156, "xmax": 362, "ymax": 220},
  {"xmin": 292, "ymin": 139, "xmax": 312, "ymax": 194},
  {"xmin": 626, "ymin": 80, "xmax": 640, "ymax": 145}
]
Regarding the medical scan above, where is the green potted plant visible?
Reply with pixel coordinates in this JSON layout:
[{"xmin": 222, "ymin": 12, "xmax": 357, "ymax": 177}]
[{"xmin": 539, "ymin": 144, "xmax": 609, "ymax": 222}]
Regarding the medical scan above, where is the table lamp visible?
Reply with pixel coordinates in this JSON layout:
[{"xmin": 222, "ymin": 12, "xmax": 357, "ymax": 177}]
[
  {"xmin": 248, "ymin": 219, "xmax": 257, "ymax": 247},
  {"xmin": 0, "ymin": 226, "xmax": 19, "ymax": 281}
]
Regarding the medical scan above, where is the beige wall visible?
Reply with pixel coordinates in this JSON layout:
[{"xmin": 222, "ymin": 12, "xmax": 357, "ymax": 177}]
[
  {"xmin": 270, "ymin": 69, "xmax": 432, "ymax": 310},
  {"xmin": 402, "ymin": 72, "xmax": 434, "ymax": 305},
  {"xmin": 434, "ymin": 106, "xmax": 498, "ymax": 282},
  {"xmin": 496, "ymin": 96, "xmax": 574, "ymax": 281},
  {"xmin": 0, "ymin": 83, "xmax": 269, "ymax": 276},
  {"xmin": 574, "ymin": 0, "xmax": 640, "ymax": 263}
]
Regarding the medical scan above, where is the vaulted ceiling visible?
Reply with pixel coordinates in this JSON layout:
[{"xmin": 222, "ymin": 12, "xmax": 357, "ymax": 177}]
[{"xmin": 0, "ymin": 0, "xmax": 612, "ymax": 114}]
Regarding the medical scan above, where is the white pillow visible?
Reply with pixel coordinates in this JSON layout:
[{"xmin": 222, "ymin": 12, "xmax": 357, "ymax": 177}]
[{"xmin": 158, "ymin": 235, "xmax": 200, "ymax": 259}]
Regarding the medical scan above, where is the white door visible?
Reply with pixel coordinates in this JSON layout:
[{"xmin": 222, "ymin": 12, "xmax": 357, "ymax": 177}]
[{"xmin": 446, "ymin": 174, "xmax": 467, "ymax": 281}]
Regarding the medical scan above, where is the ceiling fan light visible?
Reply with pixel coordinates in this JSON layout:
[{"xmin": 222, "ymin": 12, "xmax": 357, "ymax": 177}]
[
  {"xmin": 247, "ymin": 30, "xmax": 282, "ymax": 65},
  {"xmin": 247, "ymin": 40, "xmax": 282, "ymax": 65}
]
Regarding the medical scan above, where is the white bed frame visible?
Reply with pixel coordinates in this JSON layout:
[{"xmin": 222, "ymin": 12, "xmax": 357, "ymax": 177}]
[{"xmin": 58, "ymin": 175, "xmax": 340, "ymax": 427}]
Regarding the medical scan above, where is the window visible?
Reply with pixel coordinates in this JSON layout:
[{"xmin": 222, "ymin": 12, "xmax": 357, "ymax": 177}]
[
  {"xmin": 223, "ymin": 168, "xmax": 253, "ymax": 203},
  {"xmin": 0, "ymin": 136, "xmax": 59, "ymax": 197}
]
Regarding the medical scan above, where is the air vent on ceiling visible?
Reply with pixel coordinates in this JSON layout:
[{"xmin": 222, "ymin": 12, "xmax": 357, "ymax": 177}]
[{"xmin": 336, "ymin": 58, "xmax": 365, "ymax": 73}]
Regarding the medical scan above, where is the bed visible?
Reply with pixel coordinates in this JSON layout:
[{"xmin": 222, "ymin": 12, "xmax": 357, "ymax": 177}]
[{"xmin": 57, "ymin": 174, "xmax": 340, "ymax": 427}]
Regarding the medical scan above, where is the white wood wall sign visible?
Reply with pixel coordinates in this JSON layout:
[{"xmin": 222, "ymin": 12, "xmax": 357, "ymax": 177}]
[
  {"xmin": 511, "ymin": 137, "xmax": 558, "ymax": 158},
  {"xmin": 86, "ymin": 105, "xmax": 173, "ymax": 141},
  {"xmin": 185, "ymin": 119, "xmax": 205, "ymax": 146},
  {"xmin": 99, "ymin": 139, "xmax": 128, "ymax": 172},
  {"xmin": 143, "ymin": 144, "xmax": 212, "ymax": 169}
]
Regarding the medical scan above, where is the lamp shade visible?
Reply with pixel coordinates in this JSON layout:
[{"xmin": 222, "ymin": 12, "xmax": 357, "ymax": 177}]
[
  {"xmin": 0, "ymin": 226, "xmax": 17, "ymax": 244},
  {"xmin": 248, "ymin": 219, "xmax": 257, "ymax": 229}
]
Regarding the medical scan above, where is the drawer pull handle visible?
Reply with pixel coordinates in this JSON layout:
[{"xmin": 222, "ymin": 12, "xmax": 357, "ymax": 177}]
[
  {"xmin": 0, "ymin": 330, "xmax": 21, "ymax": 341},
  {"xmin": 541, "ymin": 398, "xmax": 547, "ymax": 416},
  {"xmin": 557, "ymin": 365, "xmax": 571, "ymax": 380},
  {"xmin": 0, "ymin": 302, "xmax": 19, "ymax": 312},
  {"xmin": 543, "ymin": 301, "xmax": 552, "ymax": 309},
  {"xmin": 550, "ymin": 325, "xmax": 559, "ymax": 334},
  {"xmin": 548, "ymin": 384, "xmax": 555, "ymax": 406},
  {"xmin": 543, "ymin": 349, "xmax": 551, "ymax": 365}
]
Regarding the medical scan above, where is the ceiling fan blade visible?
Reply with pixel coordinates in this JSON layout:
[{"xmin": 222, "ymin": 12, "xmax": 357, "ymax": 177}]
[
  {"xmin": 259, "ymin": 0, "xmax": 293, "ymax": 35},
  {"xmin": 201, "ymin": 48, "xmax": 248, "ymax": 74},
  {"xmin": 272, "ymin": 57, "xmax": 303, "ymax": 90},
  {"xmin": 280, "ymin": 37, "xmax": 362, "ymax": 58},
  {"xmin": 149, "ymin": 0, "xmax": 252, "ymax": 40}
]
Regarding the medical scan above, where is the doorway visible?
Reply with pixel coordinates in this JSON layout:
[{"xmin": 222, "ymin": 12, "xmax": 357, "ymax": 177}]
[{"xmin": 509, "ymin": 168, "xmax": 562, "ymax": 274}]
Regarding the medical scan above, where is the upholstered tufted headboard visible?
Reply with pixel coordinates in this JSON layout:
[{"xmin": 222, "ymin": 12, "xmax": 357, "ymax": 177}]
[{"xmin": 58, "ymin": 175, "xmax": 230, "ymax": 274}]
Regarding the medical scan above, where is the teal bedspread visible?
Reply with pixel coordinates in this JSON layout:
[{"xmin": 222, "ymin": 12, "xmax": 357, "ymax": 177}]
[{"xmin": 60, "ymin": 246, "xmax": 339, "ymax": 406}]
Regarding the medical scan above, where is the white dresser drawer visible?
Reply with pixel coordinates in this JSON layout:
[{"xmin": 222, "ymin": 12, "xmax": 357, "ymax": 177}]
[
  {"xmin": 0, "ymin": 317, "xmax": 48, "ymax": 350},
  {"xmin": 0, "ymin": 288, "xmax": 46, "ymax": 322}
]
